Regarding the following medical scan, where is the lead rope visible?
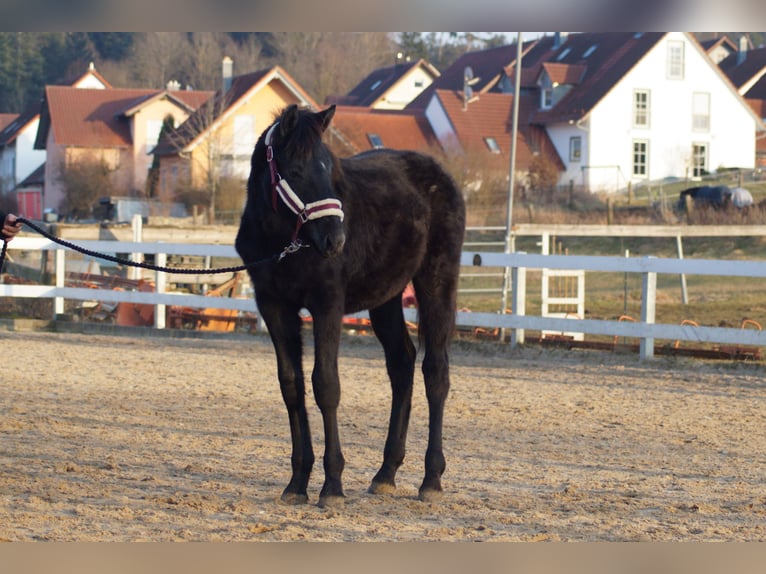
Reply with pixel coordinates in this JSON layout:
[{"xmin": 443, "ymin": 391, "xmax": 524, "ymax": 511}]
[{"xmin": 0, "ymin": 216, "xmax": 296, "ymax": 277}]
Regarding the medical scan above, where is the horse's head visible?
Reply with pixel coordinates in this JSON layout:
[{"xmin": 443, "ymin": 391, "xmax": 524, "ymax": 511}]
[{"xmin": 256, "ymin": 104, "xmax": 345, "ymax": 259}]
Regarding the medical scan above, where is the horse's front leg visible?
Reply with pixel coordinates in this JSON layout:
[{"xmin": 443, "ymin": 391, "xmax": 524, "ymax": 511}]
[
  {"xmin": 310, "ymin": 307, "xmax": 346, "ymax": 508},
  {"xmin": 258, "ymin": 295, "xmax": 314, "ymax": 504}
]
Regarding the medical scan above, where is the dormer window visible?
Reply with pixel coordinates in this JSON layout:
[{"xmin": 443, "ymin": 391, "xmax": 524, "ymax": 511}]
[
  {"xmin": 484, "ymin": 137, "xmax": 501, "ymax": 153},
  {"xmin": 368, "ymin": 133, "xmax": 384, "ymax": 148},
  {"xmin": 539, "ymin": 74, "xmax": 554, "ymax": 109}
]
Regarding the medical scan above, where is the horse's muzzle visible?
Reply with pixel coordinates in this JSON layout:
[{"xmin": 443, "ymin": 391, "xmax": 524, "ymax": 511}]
[{"xmin": 319, "ymin": 229, "xmax": 346, "ymax": 258}]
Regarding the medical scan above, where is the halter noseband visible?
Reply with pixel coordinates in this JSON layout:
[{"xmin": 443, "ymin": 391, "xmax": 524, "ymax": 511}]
[{"xmin": 265, "ymin": 122, "xmax": 344, "ymax": 249}]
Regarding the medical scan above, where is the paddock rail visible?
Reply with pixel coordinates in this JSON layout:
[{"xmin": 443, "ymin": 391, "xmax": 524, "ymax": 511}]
[{"xmin": 3, "ymin": 236, "xmax": 766, "ymax": 360}]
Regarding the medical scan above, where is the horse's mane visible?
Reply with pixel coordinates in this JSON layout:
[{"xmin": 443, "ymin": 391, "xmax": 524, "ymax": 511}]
[{"xmin": 275, "ymin": 105, "xmax": 327, "ymax": 159}]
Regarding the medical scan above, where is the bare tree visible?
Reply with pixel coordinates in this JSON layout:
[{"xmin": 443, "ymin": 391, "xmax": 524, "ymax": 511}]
[
  {"xmin": 270, "ymin": 32, "xmax": 396, "ymax": 104},
  {"xmin": 159, "ymin": 90, "xmax": 243, "ymax": 222},
  {"xmin": 57, "ymin": 157, "xmax": 116, "ymax": 220},
  {"xmin": 128, "ymin": 32, "xmax": 190, "ymax": 89}
]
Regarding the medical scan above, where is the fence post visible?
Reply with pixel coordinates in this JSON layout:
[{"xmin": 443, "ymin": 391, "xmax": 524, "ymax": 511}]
[
  {"xmin": 54, "ymin": 248, "xmax": 65, "ymax": 318},
  {"xmin": 639, "ymin": 257, "xmax": 657, "ymax": 359},
  {"xmin": 510, "ymin": 256, "xmax": 526, "ymax": 347},
  {"xmin": 154, "ymin": 252, "xmax": 167, "ymax": 329},
  {"xmin": 130, "ymin": 214, "xmax": 143, "ymax": 281}
]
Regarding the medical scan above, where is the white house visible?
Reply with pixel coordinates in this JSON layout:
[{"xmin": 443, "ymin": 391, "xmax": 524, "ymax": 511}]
[
  {"xmin": 531, "ymin": 32, "xmax": 766, "ymax": 193},
  {"xmin": 0, "ymin": 63, "xmax": 112, "ymax": 218}
]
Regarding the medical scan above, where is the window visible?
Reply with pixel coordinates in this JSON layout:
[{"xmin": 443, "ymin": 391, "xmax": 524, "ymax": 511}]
[
  {"xmin": 367, "ymin": 133, "xmax": 384, "ymax": 148},
  {"xmin": 484, "ymin": 137, "xmax": 501, "ymax": 153},
  {"xmin": 539, "ymin": 74, "xmax": 554, "ymax": 109},
  {"xmin": 633, "ymin": 90, "xmax": 650, "ymax": 128},
  {"xmin": 692, "ymin": 92, "xmax": 710, "ymax": 131},
  {"xmin": 667, "ymin": 40, "xmax": 685, "ymax": 80},
  {"xmin": 692, "ymin": 143, "xmax": 708, "ymax": 177},
  {"xmin": 569, "ymin": 136, "xmax": 581, "ymax": 162},
  {"xmin": 233, "ymin": 115, "xmax": 256, "ymax": 156},
  {"xmin": 632, "ymin": 140, "xmax": 648, "ymax": 177},
  {"xmin": 542, "ymin": 88, "xmax": 553, "ymax": 109},
  {"xmin": 583, "ymin": 44, "xmax": 598, "ymax": 58},
  {"xmin": 370, "ymin": 80, "xmax": 382, "ymax": 91}
]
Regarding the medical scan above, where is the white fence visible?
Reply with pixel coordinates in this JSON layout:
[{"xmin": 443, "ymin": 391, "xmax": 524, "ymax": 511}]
[{"xmin": 3, "ymin": 236, "xmax": 766, "ymax": 360}]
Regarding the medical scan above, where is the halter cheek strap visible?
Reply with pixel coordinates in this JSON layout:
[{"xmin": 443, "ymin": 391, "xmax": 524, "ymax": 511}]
[{"xmin": 265, "ymin": 122, "xmax": 344, "ymax": 245}]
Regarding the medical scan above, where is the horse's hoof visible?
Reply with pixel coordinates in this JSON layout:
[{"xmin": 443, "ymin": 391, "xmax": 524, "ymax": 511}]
[
  {"xmin": 317, "ymin": 494, "xmax": 345, "ymax": 509},
  {"xmin": 368, "ymin": 480, "xmax": 396, "ymax": 495},
  {"xmin": 418, "ymin": 487, "xmax": 444, "ymax": 503},
  {"xmin": 280, "ymin": 491, "xmax": 309, "ymax": 505}
]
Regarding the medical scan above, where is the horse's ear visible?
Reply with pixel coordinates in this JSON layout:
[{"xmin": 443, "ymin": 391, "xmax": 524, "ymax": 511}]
[
  {"xmin": 318, "ymin": 105, "xmax": 336, "ymax": 132},
  {"xmin": 280, "ymin": 104, "xmax": 300, "ymax": 136}
]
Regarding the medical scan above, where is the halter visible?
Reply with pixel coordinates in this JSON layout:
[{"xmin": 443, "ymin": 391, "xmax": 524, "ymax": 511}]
[{"xmin": 265, "ymin": 122, "xmax": 344, "ymax": 251}]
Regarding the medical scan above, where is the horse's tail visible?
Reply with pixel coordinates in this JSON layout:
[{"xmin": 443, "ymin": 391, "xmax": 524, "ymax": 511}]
[{"xmin": 411, "ymin": 154, "xmax": 466, "ymax": 348}]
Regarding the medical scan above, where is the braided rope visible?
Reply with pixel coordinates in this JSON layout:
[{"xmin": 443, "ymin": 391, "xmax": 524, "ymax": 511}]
[{"xmin": 0, "ymin": 217, "xmax": 283, "ymax": 277}]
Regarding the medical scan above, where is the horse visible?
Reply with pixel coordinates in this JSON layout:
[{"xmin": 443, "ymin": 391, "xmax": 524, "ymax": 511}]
[{"xmin": 235, "ymin": 104, "xmax": 466, "ymax": 508}]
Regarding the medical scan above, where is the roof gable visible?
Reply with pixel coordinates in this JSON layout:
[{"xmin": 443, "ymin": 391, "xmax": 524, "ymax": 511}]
[
  {"xmin": 328, "ymin": 58, "xmax": 439, "ymax": 108},
  {"xmin": 154, "ymin": 65, "xmax": 318, "ymax": 155},
  {"xmin": 0, "ymin": 111, "xmax": 34, "ymax": 146}
]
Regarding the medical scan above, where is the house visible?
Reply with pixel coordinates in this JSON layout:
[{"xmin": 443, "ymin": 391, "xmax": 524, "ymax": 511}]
[
  {"xmin": 326, "ymin": 57, "xmax": 440, "ymax": 110},
  {"xmin": 717, "ymin": 38, "xmax": 766, "ymax": 168},
  {"xmin": 152, "ymin": 65, "xmax": 318, "ymax": 203},
  {"xmin": 407, "ymin": 36, "xmax": 559, "ymax": 111},
  {"xmin": 0, "ymin": 63, "xmax": 113, "ymax": 218},
  {"xmin": 697, "ymin": 34, "xmax": 738, "ymax": 65},
  {"xmin": 35, "ymin": 85, "xmax": 213, "ymax": 215},
  {"xmin": 525, "ymin": 32, "xmax": 765, "ymax": 192}
]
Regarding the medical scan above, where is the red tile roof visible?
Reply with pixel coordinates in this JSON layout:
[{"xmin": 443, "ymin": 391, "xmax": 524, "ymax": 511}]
[
  {"xmin": 330, "ymin": 106, "xmax": 439, "ymax": 154},
  {"xmin": 541, "ymin": 62, "xmax": 587, "ymax": 86},
  {"xmin": 0, "ymin": 113, "xmax": 17, "ymax": 132},
  {"xmin": 40, "ymin": 86, "xmax": 213, "ymax": 148},
  {"xmin": 433, "ymin": 89, "xmax": 563, "ymax": 171}
]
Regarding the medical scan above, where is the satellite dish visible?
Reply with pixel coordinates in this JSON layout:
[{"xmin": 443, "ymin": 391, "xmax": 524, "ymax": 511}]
[{"xmin": 464, "ymin": 66, "xmax": 480, "ymax": 86}]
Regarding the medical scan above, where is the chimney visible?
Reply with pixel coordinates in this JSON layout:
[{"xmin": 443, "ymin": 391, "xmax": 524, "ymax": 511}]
[
  {"xmin": 737, "ymin": 35, "xmax": 748, "ymax": 66},
  {"xmin": 222, "ymin": 56, "xmax": 233, "ymax": 93},
  {"xmin": 553, "ymin": 32, "xmax": 568, "ymax": 49}
]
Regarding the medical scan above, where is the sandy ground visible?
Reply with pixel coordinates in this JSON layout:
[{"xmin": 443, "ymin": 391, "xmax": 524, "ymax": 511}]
[{"xmin": 1, "ymin": 328, "xmax": 766, "ymax": 542}]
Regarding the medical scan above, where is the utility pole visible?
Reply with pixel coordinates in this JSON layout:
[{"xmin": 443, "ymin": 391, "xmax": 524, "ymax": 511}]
[{"xmin": 500, "ymin": 32, "xmax": 523, "ymax": 342}]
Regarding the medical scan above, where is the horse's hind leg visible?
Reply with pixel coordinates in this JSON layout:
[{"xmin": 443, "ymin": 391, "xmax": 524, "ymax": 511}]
[
  {"xmin": 368, "ymin": 295, "xmax": 416, "ymax": 495},
  {"xmin": 413, "ymin": 266, "xmax": 459, "ymax": 502}
]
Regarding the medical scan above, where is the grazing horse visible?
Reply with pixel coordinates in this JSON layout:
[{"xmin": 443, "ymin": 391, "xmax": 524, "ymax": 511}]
[{"xmin": 235, "ymin": 104, "xmax": 466, "ymax": 507}]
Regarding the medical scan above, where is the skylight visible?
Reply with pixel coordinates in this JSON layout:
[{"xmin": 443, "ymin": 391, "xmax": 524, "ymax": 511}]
[
  {"xmin": 368, "ymin": 133, "xmax": 384, "ymax": 148},
  {"xmin": 370, "ymin": 80, "xmax": 382, "ymax": 91},
  {"xmin": 583, "ymin": 44, "xmax": 597, "ymax": 58},
  {"xmin": 556, "ymin": 47, "xmax": 571, "ymax": 61},
  {"xmin": 484, "ymin": 137, "xmax": 501, "ymax": 153}
]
